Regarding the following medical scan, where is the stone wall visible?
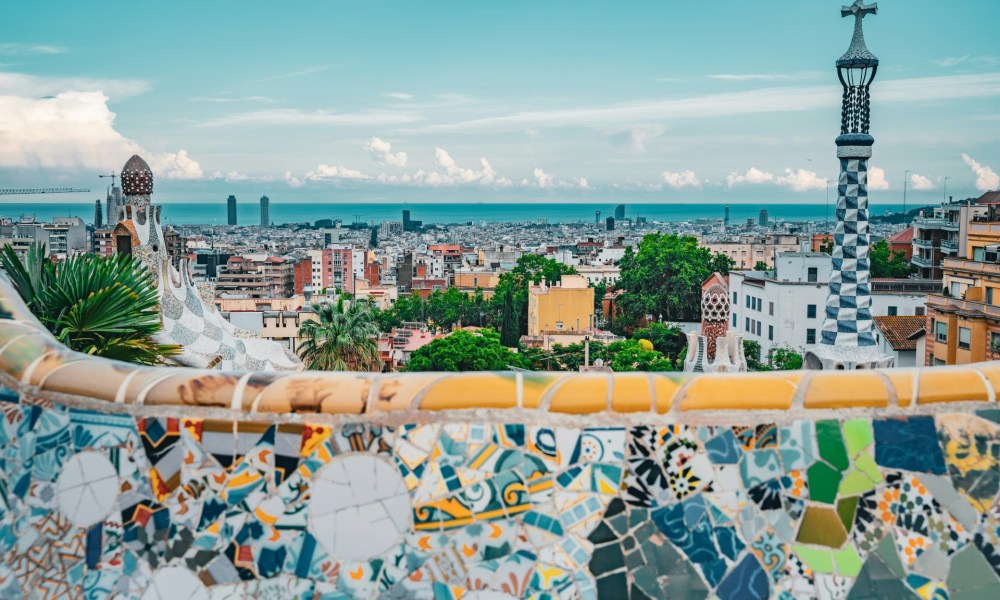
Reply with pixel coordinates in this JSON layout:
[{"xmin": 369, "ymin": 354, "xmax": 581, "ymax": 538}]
[{"xmin": 1, "ymin": 283, "xmax": 1000, "ymax": 599}]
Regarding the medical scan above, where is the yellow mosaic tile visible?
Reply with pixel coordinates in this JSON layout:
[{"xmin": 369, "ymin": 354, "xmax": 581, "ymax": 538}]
[
  {"xmin": 883, "ymin": 369, "xmax": 916, "ymax": 407},
  {"xmin": 917, "ymin": 368, "xmax": 990, "ymax": 404},
  {"xmin": 420, "ymin": 373, "xmax": 518, "ymax": 410},
  {"xmin": 39, "ymin": 358, "xmax": 134, "ymax": 401},
  {"xmin": 371, "ymin": 373, "xmax": 443, "ymax": 412},
  {"xmin": 0, "ymin": 332, "xmax": 60, "ymax": 382},
  {"xmin": 610, "ymin": 374, "xmax": 652, "ymax": 413},
  {"xmin": 521, "ymin": 373, "xmax": 573, "ymax": 409},
  {"xmin": 24, "ymin": 349, "xmax": 80, "ymax": 388},
  {"xmin": 548, "ymin": 375, "xmax": 609, "ymax": 414},
  {"xmin": 143, "ymin": 372, "xmax": 242, "ymax": 408},
  {"xmin": 678, "ymin": 374, "xmax": 796, "ymax": 411},
  {"xmin": 972, "ymin": 363, "xmax": 1000, "ymax": 401},
  {"xmin": 803, "ymin": 372, "xmax": 889, "ymax": 409},
  {"xmin": 254, "ymin": 373, "xmax": 369, "ymax": 414},
  {"xmin": 651, "ymin": 374, "xmax": 683, "ymax": 413}
]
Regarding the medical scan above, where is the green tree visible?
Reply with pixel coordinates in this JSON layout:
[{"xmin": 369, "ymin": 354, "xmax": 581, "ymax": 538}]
[
  {"xmin": 605, "ymin": 339, "xmax": 674, "ymax": 372},
  {"xmin": 743, "ymin": 339, "xmax": 767, "ymax": 371},
  {"xmin": 869, "ymin": 239, "xmax": 915, "ymax": 278},
  {"xmin": 631, "ymin": 322, "xmax": 686, "ymax": 361},
  {"xmin": 298, "ymin": 297, "xmax": 382, "ymax": 371},
  {"xmin": 406, "ymin": 329, "xmax": 528, "ymax": 371},
  {"xmin": 591, "ymin": 280, "xmax": 608, "ymax": 324},
  {"xmin": 753, "ymin": 261, "xmax": 769, "ymax": 271},
  {"xmin": 819, "ymin": 239, "xmax": 834, "ymax": 254},
  {"xmin": 0, "ymin": 243, "xmax": 178, "ymax": 365},
  {"xmin": 498, "ymin": 285, "xmax": 521, "ymax": 347},
  {"xmin": 617, "ymin": 234, "xmax": 734, "ymax": 326},
  {"xmin": 768, "ymin": 345, "xmax": 803, "ymax": 370},
  {"xmin": 491, "ymin": 255, "xmax": 577, "ymax": 339}
]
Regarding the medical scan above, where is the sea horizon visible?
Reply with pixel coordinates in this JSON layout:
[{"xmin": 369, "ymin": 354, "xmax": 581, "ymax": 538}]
[{"xmin": 0, "ymin": 201, "xmax": 924, "ymax": 227}]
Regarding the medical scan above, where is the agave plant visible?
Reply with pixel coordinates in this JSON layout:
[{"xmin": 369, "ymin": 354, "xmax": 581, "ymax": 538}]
[
  {"xmin": 0, "ymin": 243, "xmax": 178, "ymax": 365},
  {"xmin": 298, "ymin": 296, "xmax": 382, "ymax": 371}
]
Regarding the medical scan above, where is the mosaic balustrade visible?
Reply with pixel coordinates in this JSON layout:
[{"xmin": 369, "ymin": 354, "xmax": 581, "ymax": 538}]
[{"xmin": 1, "ymin": 284, "xmax": 1000, "ymax": 599}]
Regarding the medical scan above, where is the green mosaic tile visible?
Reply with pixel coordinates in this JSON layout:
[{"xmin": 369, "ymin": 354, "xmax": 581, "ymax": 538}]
[
  {"xmin": 816, "ymin": 420, "xmax": 850, "ymax": 471},
  {"xmin": 794, "ymin": 545, "xmax": 835, "ymax": 574},
  {"xmin": 874, "ymin": 534, "xmax": 906, "ymax": 579},
  {"xmin": 836, "ymin": 496, "xmax": 859, "ymax": 533},
  {"xmin": 855, "ymin": 452, "xmax": 883, "ymax": 484},
  {"xmin": 807, "ymin": 461, "xmax": 843, "ymax": 504},
  {"xmin": 947, "ymin": 545, "xmax": 1000, "ymax": 600},
  {"xmin": 795, "ymin": 505, "xmax": 848, "ymax": 548},
  {"xmin": 842, "ymin": 419, "xmax": 873, "ymax": 458},
  {"xmin": 848, "ymin": 553, "xmax": 920, "ymax": 600},
  {"xmin": 839, "ymin": 469, "xmax": 877, "ymax": 496},
  {"xmin": 834, "ymin": 546, "xmax": 863, "ymax": 577}
]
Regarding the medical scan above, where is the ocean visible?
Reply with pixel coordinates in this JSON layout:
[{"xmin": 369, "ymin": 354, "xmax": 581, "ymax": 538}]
[{"xmin": 0, "ymin": 202, "xmax": 915, "ymax": 227}]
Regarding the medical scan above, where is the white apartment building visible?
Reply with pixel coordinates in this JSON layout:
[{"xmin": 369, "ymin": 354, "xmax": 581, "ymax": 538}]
[
  {"xmin": 575, "ymin": 264, "xmax": 621, "ymax": 286},
  {"xmin": 729, "ymin": 252, "xmax": 935, "ymax": 359}
]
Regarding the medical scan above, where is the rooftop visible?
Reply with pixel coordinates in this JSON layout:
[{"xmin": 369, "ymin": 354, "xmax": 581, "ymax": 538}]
[{"xmin": 873, "ymin": 315, "xmax": 925, "ymax": 351}]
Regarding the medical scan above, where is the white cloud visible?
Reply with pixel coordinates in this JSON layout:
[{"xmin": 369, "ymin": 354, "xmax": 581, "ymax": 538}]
[
  {"xmin": 661, "ymin": 170, "xmax": 701, "ymax": 189},
  {"xmin": 414, "ymin": 72, "xmax": 1000, "ymax": 133},
  {"xmin": 0, "ymin": 44, "xmax": 65, "ymax": 56},
  {"xmin": 910, "ymin": 173, "xmax": 934, "ymax": 191},
  {"xmin": 422, "ymin": 148, "xmax": 506, "ymax": 186},
  {"xmin": 149, "ymin": 150, "xmax": 203, "ymax": 180},
  {"xmin": 575, "ymin": 178, "xmax": 590, "ymax": 190},
  {"xmin": 868, "ymin": 167, "xmax": 890, "ymax": 191},
  {"xmin": 962, "ymin": 153, "xmax": 1000, "ymax": 191},
  {"xmin": 0, "ymin": 90, "xmax": 201, "ymax": 178},
  {"xmin": 533, "ymin": 167, "xmax": 553, "ymax": 189},
  {"xmin": 628, "ymin": 125, "xmax": 665, "ymax": 152},
  {"xmin": 305, "ymin": 164, "xmax": 371, "ymax": 181},
  {"xmin": 726, "ymin": 167, "xmax": 826, "ymax": 192},
  {"xmin": 933, "ymin": 56, "xmax": 971, "ymax": 67},
  {"xmin": 196, "ymin": 108, "xmax": 421, "ymax": 128},
  {"xmin": 934, "ymin": 55, "xmax": 998, "ymax": 68},
  {"xmin": 708, "ymin": 72, "xmax": 822, "ymax": 81},
  {"xmin": 365, "ymin": 137, "xmax": 408, "ymax": 166},
  {"xmin": 193, "ymin": 96, "xmax": 275, "ymax": 104},
  {"xmin": 284, "ymin": 171, "xmax": 304, "ymax": 188},
  {"xmin": 382, "ymin": 92, "xmax": 413, "ymax": 100},
  {"xmin": 211, "ymin": 170, "xmax": 251, "ymax": 182},
  {"xmin": 0, "ymin": 72, "xmax": 149, "ymax": 100}
]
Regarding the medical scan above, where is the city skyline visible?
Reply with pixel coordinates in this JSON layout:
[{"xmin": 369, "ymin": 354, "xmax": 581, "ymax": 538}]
[{"xmin": 2, "ymin": 0, "xmax": 999, "ymax": 205}]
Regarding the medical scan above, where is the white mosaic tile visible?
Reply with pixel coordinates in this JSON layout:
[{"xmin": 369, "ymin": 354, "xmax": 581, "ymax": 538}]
[
  {"xmin": 56, "ymin": 450, "xmax": 118, "ymax": 528},
  {"xmin": 142, "ymin": 566, "xmax": 210, "ymax": 600}
]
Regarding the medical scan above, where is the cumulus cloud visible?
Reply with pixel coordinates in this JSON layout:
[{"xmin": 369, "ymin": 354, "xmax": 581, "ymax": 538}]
[
  {"xmin": 910, "ymin": 173, "xmax": 934, "ymax": 191},
  {"xmin": 365, "ymin": 137, "xmax": 408, "ymax": 166},
  {"xmin": 284, "ymin": 171, "xmax": 304, "ymax": 188},
  {"xmin": 305, "ymin": 164, "xmax": 371, "ymax": 181},
  {"xmin": 382, "ymin": 92, "xmax": 413, "ymax": 100},
  {"xmin": 421, "ymin": 148, "xmax": 507, "ymax": 186},
  {"xmin": 661, "ymin": 170, "xmax": 701, "ymax": 189},
  {"xmin": 868, "ymin": 167, "xmax": 890, "ymax": 191},
  {"xmin": 0, "ymin": 72, "xmax": 149, "ymax": 99},
  {"xmin": 726, "ymin": 167, "xmax": 826, "ymax": 192},
  {"xmin": 0, "ymin": 90, "xmax": 203, "ymax": 178},
  {"xmin": 575, "ymin": 178, "xmax": 590, "ymax": 190},
  {"xmin": 0, "ymin": 43, "xmax": 65, "ymax": 56},
  {"xmin": 962, "ymin": 153, "xmax": 1000, "ymax": 191},
  {"xmin": 533, "ymin": 167, "xmax": 553, "ymax": 189},
  {"xmin": 212, "ymin": 170, "xmax": 251, "ymax": 182}
]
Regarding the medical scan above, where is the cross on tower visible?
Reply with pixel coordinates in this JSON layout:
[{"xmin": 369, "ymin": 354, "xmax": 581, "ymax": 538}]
[{"xmin": 842, "ymin": 0, "xmax": 877, "ymax": 23}]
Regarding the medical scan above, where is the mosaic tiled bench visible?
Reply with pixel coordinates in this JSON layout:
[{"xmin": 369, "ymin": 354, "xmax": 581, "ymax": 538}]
[{"xmin": 1, "ymin": 281, "xmax": 999, "ymax": 599}]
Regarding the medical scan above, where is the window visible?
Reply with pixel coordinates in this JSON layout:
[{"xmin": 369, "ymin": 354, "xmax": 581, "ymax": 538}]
[
  {"xmin": 988, "ymin": 287, "xmax": 995, "ymax": 305},
  {"xmin": 933, "ymin": 358, "xmax": 946, "ymax": 366},
  {"xmin": 958, "ymin": 327, "xmax": 971, "ymax": 350},
  {"xmin": 991, "ymin": 332, "xmax": 1000, "ymax": 354},
  {"xmin": 807, "ymin": 305, "xmax": 817, "ymax": 318},
  {"xmin": 769, "ymin": 302, "xmax": 774, "ymax": 316},
  {"xmin": 746, "ymin": 317, "xmax": 750, "ymax": 331},
  {"xmin": 768, "ymin": 325, "xmax": 774, "ymax": 341},
  {"xmin": 888, "ymin": 306, "xmax": 898, "ymax": 316},
  {"xmin": 732, "ymin": 313, "xmax": 737, "ymax": 327},
  {"xmin": 746, "ymin": 296, "xmax": 751, "ymax": 308},
  {"xmin": 733, "ymin": 292, "xmax": 737, "ymax": 304},
  {"xmin": 555, "ymin": 321, "xmax": 564, "ymax": 330},
  {"xmin": 807, "ymin": 329, "xmax": 816, "ymax": 344},
  {"xmin": 756, "ymin": 321, "xmax": 761, "ymax": 336},
  {"xmin": 935, "ymin": 321, "xmax": 947, "ymax": 343},
  {"xmin": 807, "ymin": 267, "xmax": 818, "ymax": 283},
  {"xmin": 915, "ymin": 307, "xmax": 925, "ymax": 316},
  {"xmin": 974, "ymin": 247, "xmax": 986, "ymax": 262}
]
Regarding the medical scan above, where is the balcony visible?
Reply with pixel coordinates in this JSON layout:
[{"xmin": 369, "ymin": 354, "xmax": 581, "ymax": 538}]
[
  {"xmin": 2, "ymin": 275, "xmax": 1000, "ymax": 599},
  {"xmin": 912, "ymin": 255, "xmax": 935, "ymax": 268},
  {"xmin": 942, "ymin": 257, "xmax": 1000, "ymax": 277},
  {"xmin": 913, "ymin": 238, "xmax": 937, "ymax": 250},
  {"xmin": 940, "ymin": 239, "xmax": 959, "ymax": 253},
  {"xmin": 912, "ymin": 216, "xmax": 950, "ymax": 230}
]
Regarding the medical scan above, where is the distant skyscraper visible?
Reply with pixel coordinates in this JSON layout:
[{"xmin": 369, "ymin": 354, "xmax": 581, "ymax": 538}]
[
  {"xmin": 724, "ymin": 206, "xmax": 730, "ymax": 227},
  {"xmin": 614, "ymin": 204, "xmax": 625, "ymax": 221},
  {"xmin": 227, "ymin": 195, "xmax": 237, "ymax": 225},
  {"xmin": 402, "ymin": 209, "xmax": 411, "ymax": 227},
  {"xmin": 105, "ymin": 184, "xmax": 123, "ymax": 225},
  {"xmin": 759, "ymin": 209, "xmax": 769, "ymax": 227},
  {"xmin": 595, "ymin": 210, "xmax": 601, "ymax": 225},
  {"xmin": 606, "ymin": 216, "xmax": 615, "ymax": 231},
  {"xmin": 260, "ymin": 195, "xmax": 270, "ymax": 227},
  {"xmin": 94, "ymin": 199, "xmax": 103, "ymax": 229}
]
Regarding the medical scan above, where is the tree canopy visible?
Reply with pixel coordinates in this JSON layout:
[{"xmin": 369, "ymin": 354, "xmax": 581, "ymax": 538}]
[
  {"xmin": 406, "ymin": 329, "xmax": 528, "ymax": 371},
  {"xmin": 869, "ymin": 239, "xmax": 915, "ymax": 278},
  {"xmin": 616, "ymin": 234, "xmax": 734, "ymax": 326}
]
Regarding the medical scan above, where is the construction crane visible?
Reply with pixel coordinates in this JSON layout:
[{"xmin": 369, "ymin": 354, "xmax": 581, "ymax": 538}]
[
  {"xmin": 0, "ymin": 187, "xmax": 90, "ymax": 195},
  {"xmin": 99, "ymin": 171, "xmax": 117, "ymax": 188}
]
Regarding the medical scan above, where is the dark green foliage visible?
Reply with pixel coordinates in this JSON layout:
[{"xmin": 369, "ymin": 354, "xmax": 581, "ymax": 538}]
[
  {"xmin": 617, "ymin": 234, "xmax": 734, "ymax": 324},
  {"xmin": 744, "ymin": 339, "xmax": 765, "ymax": 371},
  {"xmin": 298, "ymin": 297, "xmax": 382, "ymax": 371},
  {"xmin": 631, "ymin": 322, "xmax": 686, "ymax": 361},
  {"xmin": 406, "ymin": 329, "xmax": 528, "ymax": 371},
  {"xmin": 753, "ymin": 261, "xmax": 769, "ymax": 271},
  {"xmin": 869, "ymin": 239, "xmax": 915, "ymax": 278},
  {"xmin": 0, "ymin": 243, "xmax": 178, "ymax": 365},
  {"xmin": 521, "ymin": 339, "xmax": 674, "ymax": 372}
]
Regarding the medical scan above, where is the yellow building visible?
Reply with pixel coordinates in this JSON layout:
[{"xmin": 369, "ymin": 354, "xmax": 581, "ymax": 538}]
[
  {"xmin": 453, "ymin": 269, "xmax": 503, "ymax": 298},
  {"xmin": 527, "ymin": 275, "xmax": 595, "ymax": 338}
]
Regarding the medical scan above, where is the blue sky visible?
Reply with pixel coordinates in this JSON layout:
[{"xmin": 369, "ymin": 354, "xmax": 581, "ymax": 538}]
[{"xmin": 1, "ymin": 0, "xmax": 998, "ymax": 204}]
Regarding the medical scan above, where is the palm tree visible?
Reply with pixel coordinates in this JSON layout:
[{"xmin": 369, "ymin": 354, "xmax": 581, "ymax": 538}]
[
  {"xmin": 0, "ymin": 243, "xmax": 178, "ymax": 365},
  {"xmin": 298, "ymin": 296, "xmax": 382, "ymax": 371}
]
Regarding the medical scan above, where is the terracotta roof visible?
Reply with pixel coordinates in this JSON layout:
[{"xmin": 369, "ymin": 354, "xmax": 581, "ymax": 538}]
[
  {"xmin": 887, "ymin": 227, "xmax": 914, "ymax": 244},
  {"xmin": 873, "ymin": 315, "xmax": 926, "ymax": 351},
  {"xmin": 975, "ymin": 191, "xmax": 1000, "ymax": 204}
]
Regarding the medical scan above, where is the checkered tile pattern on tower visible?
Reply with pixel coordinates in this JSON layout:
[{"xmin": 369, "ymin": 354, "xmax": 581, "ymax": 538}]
[{"xmin": 820, "ymin": 157, "xmax": 877, "ymax": 347}]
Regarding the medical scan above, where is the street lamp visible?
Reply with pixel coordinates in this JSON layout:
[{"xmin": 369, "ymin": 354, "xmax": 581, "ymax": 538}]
[
  {"xmin": 903, "ymin": 169, "xmax": 911, "ymax": 218},
  {"xmin": 943, "ymin": 176, "xmax": 952, "ymax": 203}
]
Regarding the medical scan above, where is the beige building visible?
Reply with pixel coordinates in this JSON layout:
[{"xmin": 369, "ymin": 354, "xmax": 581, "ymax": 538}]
[
  {"xmin": 702, "ymin": 235, "xmax": 802, "ymax": 269},
  {"xmin": 527, "ymin": 275, "xmax": 595, "ymax": 338},
  {"xmin": 454, "ymin": 268, "xmax": 503, "ymax": 297}
]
